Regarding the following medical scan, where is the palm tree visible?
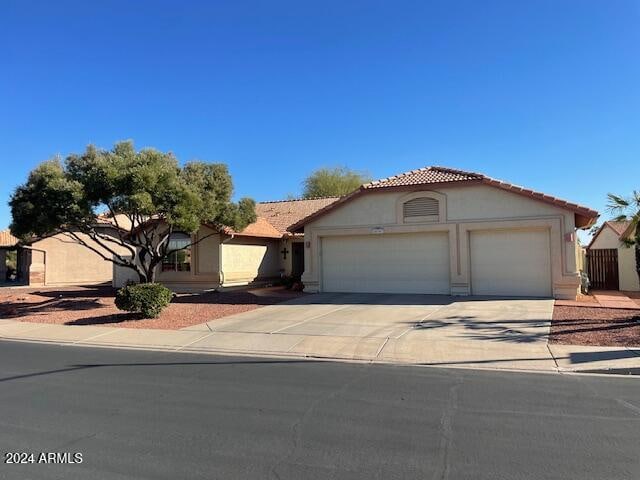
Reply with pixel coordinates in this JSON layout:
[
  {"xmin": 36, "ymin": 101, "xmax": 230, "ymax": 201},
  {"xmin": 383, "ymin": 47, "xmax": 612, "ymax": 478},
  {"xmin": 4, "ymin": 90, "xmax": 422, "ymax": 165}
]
[{"xmin": 607, "ymin": 191, "xmax": 640, "ymax": 284}]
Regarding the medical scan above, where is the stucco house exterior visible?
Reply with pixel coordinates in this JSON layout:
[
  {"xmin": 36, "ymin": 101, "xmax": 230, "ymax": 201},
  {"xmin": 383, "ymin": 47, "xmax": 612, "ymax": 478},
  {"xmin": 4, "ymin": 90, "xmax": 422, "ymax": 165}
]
[
  {"xmin": 4, "ymin": 165, "xmax": 601, "ymax": 300},
  {"xmin": 4, "ymin": 220, "xmax": 134, "ymax": 287},
  {"xmin": 587, "ymin": 221, "xmax": 640, "ymax": 292},
  {"xmin": 111, "ymin": 197, "xmax": 338, "ymax": 291},
  {"xmin": 290, "ymin": 166, "xmax": 598, "ymax": 300},
  {"xmin": 8, "ymin": 198, "xmax": 339, "ymax": 291}
]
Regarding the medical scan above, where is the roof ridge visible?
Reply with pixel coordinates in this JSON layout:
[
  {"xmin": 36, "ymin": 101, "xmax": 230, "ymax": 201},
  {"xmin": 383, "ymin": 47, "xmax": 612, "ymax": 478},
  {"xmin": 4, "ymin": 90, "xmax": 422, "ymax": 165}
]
[
  {"xmin": 363, "ymin": 166, "xmax": 431, "ymax": 187},
  {"xmin": 258, "ymin": 196, "xmax": 342, "ymax": 205},
  {"xmin": 429, "ymin": 165, "xmax": 485, "ymax": 178}
]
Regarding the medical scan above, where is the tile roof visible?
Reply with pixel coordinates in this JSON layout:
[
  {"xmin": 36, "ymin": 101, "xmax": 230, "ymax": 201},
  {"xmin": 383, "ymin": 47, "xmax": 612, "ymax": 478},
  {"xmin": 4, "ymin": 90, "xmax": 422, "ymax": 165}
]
[
  {"xmin": 606, "ymin": 220, "xmax": 631, "ymax": 237},
  {"xmin": 0, "ymin": 230, "xmax": 19, "ymax": 248},
  {"xmin": 289, "ymin": 166, "xmax": 599, "ymax": 231},
  {"xmin": 363, "ymin": 166, "xmax": 483, "ymax": 189},
  {"xmin": 255, "ymin": 197, "xmax": 341, "ymax": 235},
  {"xmin": 223, "ymin": 216, "xmax": 283, "ymax": 239},
  {"xmin": 230, "ymin": 197, "xmax": 341, "ymax": 238}
]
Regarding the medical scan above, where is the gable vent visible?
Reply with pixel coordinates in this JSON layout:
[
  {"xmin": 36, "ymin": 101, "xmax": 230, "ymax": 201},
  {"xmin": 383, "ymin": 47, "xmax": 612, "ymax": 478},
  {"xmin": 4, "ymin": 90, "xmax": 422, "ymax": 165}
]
[{"xmin": 403, "ymin": 197, "xmax": 439, "ymax": 218}]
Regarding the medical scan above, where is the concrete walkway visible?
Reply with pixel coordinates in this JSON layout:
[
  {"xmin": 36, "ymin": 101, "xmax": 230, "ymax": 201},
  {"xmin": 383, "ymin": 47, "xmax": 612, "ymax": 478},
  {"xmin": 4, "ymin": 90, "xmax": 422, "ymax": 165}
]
[
  {"xmin": 1, "ymin": 293, "xmax": 639, "ymax": 373},
  {"xmin": 556, "ymin": 290, "xmax": 640, "ymax": 309}
]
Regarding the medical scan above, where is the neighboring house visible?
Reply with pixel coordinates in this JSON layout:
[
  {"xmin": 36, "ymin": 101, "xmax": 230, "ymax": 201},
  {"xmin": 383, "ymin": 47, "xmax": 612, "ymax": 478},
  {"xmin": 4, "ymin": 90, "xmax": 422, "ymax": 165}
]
[
  {"xmin": 289, "ymin": 166, "xmax": 598, "ymax": 300},
  {"xmin": 6, "ymin": 218, "xmax": 132, "ymax": 287},
  {"xmin": 0, "ymin": 230, "xmax": 19, "ymax": 281},
  {"xmin": 587, "ymin": 221, "xmax": 640, "ymax": 292}
]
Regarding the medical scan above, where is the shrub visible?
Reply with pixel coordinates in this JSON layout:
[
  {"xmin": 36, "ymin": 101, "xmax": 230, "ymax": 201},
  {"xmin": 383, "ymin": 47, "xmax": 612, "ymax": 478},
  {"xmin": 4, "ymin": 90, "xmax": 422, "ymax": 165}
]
[{"xmin": 115, "ymin": 283, "xmax": 173, "ymax": 318}]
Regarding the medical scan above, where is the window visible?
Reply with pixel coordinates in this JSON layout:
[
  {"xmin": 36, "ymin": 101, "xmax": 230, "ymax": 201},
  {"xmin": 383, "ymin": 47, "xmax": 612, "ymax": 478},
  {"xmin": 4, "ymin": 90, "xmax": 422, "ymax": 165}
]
[
  {"xmin": 403, "ymin": 197, "xmax": 439, "ymax": 221},
  {"xmin": 162, "ymin": 233, "xmax": 192, "ymax": 272}
]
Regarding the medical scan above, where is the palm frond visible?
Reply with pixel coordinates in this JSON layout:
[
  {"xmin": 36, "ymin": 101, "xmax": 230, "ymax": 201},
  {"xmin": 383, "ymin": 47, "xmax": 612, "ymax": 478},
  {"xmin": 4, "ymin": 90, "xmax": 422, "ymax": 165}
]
[
  {"xmin": 622, "ymin": 237, "xmax": 636, "ymax": 247},
  {"xmin": 612, "ymin": 214, "xmax": 629, "ymax": 222},
  {"xmin": 606, "ymin": 193, "xmax": 630, "ymax": 214}
]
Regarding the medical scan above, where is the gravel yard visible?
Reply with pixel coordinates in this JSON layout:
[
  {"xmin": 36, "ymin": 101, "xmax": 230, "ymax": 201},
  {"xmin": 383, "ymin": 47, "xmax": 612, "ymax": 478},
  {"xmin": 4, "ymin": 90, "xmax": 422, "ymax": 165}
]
[
  {"xmin": 551, "ymin": 305, "xmax": 640, "ymax": 347},
  {"xmin": 0, "ymin": 285, "xmax": 304, "ymax": 330}
]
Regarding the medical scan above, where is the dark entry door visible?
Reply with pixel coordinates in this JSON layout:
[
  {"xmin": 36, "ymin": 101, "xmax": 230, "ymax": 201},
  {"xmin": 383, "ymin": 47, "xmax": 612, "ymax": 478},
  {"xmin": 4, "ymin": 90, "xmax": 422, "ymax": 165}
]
[
  {"xmin": 291, "ymin": 242, "xmax": 305, "ymax": 278},
  {"xmin": 587, "ymin": 249, "xmax": 619, "ymax": 290}
]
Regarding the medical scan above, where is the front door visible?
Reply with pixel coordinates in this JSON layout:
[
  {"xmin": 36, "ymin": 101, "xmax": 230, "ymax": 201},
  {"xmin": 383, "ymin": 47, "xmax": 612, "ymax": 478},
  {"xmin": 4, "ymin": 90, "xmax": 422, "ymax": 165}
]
[{"xmin": 291, "ymin": 242, "xmax": 305, "ymax": 278}]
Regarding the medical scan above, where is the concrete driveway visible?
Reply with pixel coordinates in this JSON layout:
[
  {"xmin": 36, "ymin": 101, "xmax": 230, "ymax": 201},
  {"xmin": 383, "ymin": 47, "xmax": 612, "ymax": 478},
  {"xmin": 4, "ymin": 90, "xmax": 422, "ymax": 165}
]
[{"xmin": 183, "ymin": 293, "xmax": 556, "ymax": 370}]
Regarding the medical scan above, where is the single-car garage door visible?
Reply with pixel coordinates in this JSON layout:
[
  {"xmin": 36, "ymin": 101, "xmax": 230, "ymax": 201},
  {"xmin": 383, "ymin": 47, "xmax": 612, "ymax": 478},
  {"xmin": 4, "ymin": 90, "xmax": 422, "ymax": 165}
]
[
  {"xmin": 321, "ymin": 232, "xmax": 450, "ymax": 294},
  {"xmin": 470, "ymin": 229, "xmax": 552, "ymax": 297}
]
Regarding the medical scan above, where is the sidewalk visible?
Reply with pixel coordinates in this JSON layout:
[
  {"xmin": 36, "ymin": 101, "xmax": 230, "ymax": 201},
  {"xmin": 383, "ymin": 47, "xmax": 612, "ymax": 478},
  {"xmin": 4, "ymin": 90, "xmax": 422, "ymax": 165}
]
[
  {"xmin": 1, "ymin": 318, "xmax": 639, "ymax": 374},
  {"xmin": 556, "ymin": 290, "xmax": 640, "ymax": 309}
]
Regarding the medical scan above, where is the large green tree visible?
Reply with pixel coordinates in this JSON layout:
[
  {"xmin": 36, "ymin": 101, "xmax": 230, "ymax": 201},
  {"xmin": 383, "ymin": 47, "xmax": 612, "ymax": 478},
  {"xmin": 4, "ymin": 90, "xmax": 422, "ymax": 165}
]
[
  {"xmin": 607, "ymin": 191, "xmax": 640, "ymax": 284},
  {"xmin": 10, "ymin": 141, "xmax": 256, "ymax": 283},
  {"xmin": 302, "ymin": 167, "xmax": 371, "ymax": 198}
]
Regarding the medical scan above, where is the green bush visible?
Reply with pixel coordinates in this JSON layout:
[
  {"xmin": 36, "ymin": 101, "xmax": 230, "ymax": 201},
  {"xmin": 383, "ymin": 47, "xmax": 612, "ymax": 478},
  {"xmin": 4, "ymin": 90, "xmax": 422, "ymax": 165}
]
[{"xmin": 115, "ymin": 283, "xmax": 173, "ymax": 318}]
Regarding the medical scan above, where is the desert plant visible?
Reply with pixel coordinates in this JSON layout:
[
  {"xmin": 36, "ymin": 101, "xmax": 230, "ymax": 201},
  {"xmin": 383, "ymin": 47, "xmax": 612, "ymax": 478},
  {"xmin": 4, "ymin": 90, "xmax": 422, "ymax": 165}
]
[
  {"xmin": 115, "ymin": 283, "xmax": 174, "ymax": 318},
  {"xmin": 607, "ymin": 191, "xmax": 640, "ymax": 284}
]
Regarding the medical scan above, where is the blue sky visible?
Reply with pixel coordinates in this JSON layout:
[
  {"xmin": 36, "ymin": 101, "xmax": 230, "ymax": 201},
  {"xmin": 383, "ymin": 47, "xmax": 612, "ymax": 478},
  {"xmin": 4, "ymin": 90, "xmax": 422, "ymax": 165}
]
[{"xmin": 1, "ymin": 1, "xmax": 638, "ymax": 240}]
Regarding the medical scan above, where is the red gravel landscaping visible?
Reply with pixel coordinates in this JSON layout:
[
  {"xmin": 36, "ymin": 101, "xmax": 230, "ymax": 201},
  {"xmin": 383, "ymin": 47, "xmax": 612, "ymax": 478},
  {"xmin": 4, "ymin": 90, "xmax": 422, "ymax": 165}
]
[
  {"xmin": 0, "ymin": 285, "xmax": 304, "ymax": 330},
  {"xmin": 551, "ymin": 305, "xmax": 640, "ymax": 347}
]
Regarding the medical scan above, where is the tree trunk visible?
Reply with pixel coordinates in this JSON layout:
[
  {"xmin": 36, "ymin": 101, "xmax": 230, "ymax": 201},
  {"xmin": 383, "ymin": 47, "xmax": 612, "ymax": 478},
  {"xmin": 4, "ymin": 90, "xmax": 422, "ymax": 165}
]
[{"xmin": 137, "ymin": 271, "xmax": 150, "ymax": 284}]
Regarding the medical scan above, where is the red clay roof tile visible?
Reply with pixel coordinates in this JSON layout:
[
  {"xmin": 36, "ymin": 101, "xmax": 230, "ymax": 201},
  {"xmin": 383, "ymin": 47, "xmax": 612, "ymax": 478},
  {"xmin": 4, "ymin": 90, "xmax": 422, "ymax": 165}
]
[
  {"xmin": 0, "ymin": 230, "xmax": 19, "ymax": 248},
  {"xmin": 606, "ymin": 220, "xmax": 632, "ymax": 237},
  {"xmin": 230, "ymin": 197, "xmax": 341, "ymax": 238}
]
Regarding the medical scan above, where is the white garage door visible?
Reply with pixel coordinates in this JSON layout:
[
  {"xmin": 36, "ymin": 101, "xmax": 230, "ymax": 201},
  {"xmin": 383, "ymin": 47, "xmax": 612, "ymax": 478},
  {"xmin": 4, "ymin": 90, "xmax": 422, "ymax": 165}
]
[
  {"xmin": 321, "ymin": 233, "xmax": 450, "ymax": 294},
  {"xmin": 470, "ymin": 229, "xmax": 552, "ymax": 297}
]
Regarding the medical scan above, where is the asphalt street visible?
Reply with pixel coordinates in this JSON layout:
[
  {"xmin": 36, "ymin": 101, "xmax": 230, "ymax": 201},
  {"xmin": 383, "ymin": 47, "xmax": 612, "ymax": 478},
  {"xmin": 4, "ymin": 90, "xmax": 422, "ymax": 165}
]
[{"xmin": 0, "ymin": 340, "xmax": 638, "ymax": 480}]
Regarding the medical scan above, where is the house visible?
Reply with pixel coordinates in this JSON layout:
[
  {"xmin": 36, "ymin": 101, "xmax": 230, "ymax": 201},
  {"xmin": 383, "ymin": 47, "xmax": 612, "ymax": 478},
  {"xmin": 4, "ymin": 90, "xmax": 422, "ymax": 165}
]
[
  {"xmin": 0, "ymin": 230, "xmax": 20, "ymax": 281},
  {"xmin": 114, "ymin": 197, "xmax": 339, "ymax": 292},
  {"xmin": 4, "ymin": 219, "xmax": 134, "ymax": 287},
  {"xmin": 5, "ymin": 165, "xmax": 601, "ymax": 300},
  {"xmin": 289, "ymin": 166, "xmax": 598, "ymax": 300},
  {"xmin": 587, "ymin": 221, "xmax": 639, "ymax": 291}
]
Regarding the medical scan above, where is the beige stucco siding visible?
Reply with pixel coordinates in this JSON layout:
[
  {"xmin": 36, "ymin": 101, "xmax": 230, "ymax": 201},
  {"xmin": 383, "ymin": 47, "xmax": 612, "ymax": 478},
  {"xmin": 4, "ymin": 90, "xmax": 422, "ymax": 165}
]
[
  {"xmin": 589, "ymin": 226, "xmax": 639, "ymax": 291},
  {"xmin": 195, "ymin": 227, "xmax": 220, "ymax": 274},
  {"xmin": 113, "ymin": 225, "xmax": 282, "ymax": 291},
  {"xmin": 31, "ymin": 231, "xmax": 128, "ymax": 286},
  {"xmin": 221, "ymin": 237, "xmax": 280, "ymax": 285},
  {"xmin": 303, "ymin": 184, "xmax": 582, "ymax": 299},
  {"xmin": 589, "ymin": 227, "xmax": 619, "ymax": 249}
]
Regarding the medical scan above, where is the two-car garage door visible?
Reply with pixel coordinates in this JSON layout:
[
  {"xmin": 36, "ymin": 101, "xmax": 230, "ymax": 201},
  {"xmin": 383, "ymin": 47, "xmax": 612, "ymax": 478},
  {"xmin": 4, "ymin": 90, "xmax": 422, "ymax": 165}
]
[
  {"xmin": 320, "ymin": 229, "xmax": 552, "ymax": 297},
  {"xmin": 322, "ymin": 233, "xmax": 450, "ymax": 294}
]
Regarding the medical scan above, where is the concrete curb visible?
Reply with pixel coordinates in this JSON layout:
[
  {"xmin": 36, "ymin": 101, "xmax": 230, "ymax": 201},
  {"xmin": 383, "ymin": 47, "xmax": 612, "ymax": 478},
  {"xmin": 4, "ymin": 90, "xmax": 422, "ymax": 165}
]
[{"xmin": 1, "ymin": 319, "xmax": 639, "ymax": 377}]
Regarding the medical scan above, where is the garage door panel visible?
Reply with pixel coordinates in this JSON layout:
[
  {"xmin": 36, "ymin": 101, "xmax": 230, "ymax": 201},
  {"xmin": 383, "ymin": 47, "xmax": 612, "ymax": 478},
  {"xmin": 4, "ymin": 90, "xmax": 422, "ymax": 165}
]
[
  {"xmin": 321, "ymin": 233, "xmax": 450, "ymax": 294},
  {"xmin": 470, "ymin": 229, "xmax": 551, "ymax": 297}
]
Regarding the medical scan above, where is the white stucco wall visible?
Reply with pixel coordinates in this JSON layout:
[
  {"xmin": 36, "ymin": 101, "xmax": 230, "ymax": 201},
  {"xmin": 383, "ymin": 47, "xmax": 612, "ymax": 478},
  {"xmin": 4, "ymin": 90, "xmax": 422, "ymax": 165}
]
[{"xmin": 303, "ymin": 184, "xmax": 583, "ymax": 299}]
